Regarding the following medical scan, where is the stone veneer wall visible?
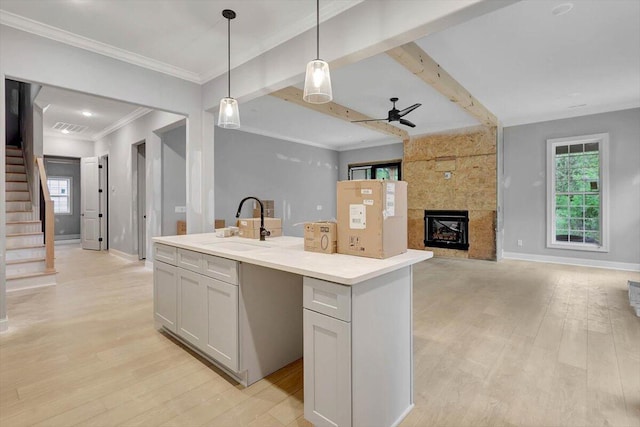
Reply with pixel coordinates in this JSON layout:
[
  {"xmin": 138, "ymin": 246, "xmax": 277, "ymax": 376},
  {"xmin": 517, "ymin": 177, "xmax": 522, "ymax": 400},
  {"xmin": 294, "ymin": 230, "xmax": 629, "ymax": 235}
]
[{"xmin": 404, "ymin": 126, "xmax": 497, "ymax": 260}]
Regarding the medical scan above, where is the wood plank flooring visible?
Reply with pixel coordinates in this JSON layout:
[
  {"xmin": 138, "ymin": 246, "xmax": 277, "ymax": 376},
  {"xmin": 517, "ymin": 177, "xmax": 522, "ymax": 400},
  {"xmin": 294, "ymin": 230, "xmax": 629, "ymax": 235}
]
[{"xmin": 1, "ymin": 245, "xmax": 638, "ymax": 426}]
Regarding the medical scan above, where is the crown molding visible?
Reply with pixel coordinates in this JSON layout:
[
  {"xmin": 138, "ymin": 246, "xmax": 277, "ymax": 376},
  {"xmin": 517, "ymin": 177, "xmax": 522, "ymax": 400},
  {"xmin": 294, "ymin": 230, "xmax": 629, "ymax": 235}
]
[
  {"xmin": 92, "ymin": 107, "xmax": 153, "ymax": 141},
  {"xmin": 0, "ymin": 10, "xmax": 201, "ymax": 83}
]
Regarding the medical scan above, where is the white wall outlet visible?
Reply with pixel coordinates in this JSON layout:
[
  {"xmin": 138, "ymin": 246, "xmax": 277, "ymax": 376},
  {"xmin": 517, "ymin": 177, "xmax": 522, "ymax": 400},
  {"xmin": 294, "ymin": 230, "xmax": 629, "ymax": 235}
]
[
  {"xmin": 175, "ymin": 206, "xmax": 186, "ymax": 213},
  {"xmin": 517, "ymin": 239, "xmax": 523, "ymax": 247},
  {"xmin": 444, "ymin": 172, "xmax": 452, "ymax": 179}
]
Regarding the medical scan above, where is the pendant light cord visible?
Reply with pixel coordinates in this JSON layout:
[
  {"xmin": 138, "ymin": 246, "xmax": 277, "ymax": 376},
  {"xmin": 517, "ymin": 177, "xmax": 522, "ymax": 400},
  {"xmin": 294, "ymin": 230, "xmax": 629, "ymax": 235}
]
[
  {"xmin": 316, "ymin": 0, "xmax": 320, "ymax": 60},
  {"xmin": 227, "ymin": 15, "xmax": 231, "ymax": 98}
]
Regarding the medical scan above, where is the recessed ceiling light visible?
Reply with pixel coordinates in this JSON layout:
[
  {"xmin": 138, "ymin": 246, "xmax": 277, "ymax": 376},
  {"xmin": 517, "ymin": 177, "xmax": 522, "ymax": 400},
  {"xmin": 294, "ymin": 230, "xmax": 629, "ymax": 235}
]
[
  {"xmin": 552, "ymin": 3, "xmax": 574, "ymax": 16},
  {"xmin": 82, "ymin": 111, "xmax": 93, "ymax": 117},
  {"xmin": 61, "ymin": 129, "xmax": 70, "ymax": 134}
]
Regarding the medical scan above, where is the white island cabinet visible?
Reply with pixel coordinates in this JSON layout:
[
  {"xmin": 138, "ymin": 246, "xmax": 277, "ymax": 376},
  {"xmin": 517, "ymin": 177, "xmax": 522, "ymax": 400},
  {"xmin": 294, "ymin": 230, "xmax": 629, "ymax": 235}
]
[{"xmin": 152, "ymin": 234, "xmax": 432, "ymax": 427}]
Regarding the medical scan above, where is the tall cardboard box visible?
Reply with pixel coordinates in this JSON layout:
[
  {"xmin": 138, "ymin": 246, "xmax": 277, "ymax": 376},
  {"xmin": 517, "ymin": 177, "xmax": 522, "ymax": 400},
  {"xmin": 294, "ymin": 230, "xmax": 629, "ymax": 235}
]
[
  {"xmin": 237, "ymin": 218, "xmax": 282, "ymax": 239},
  {"xmin": 253, "ymin": 200, "xmax": 275, "ymax": 218},
  {"xmin": 304, "ymin": 221, "xmax": 337, "ymax": 254},
  {"xmin": 336, "ymin": 180, "xmax": 407, "ymax": 259}
]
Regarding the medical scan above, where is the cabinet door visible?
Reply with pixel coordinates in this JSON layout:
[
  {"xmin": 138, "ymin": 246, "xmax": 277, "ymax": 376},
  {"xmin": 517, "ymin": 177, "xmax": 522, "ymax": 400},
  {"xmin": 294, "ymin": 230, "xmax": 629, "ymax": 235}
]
[
  {"xmin": 304, "ymin": 309, "xmax": 351, "ymax": 427},
  {"xmin": 204, "ymin": 278, "xmax": 239, "ymax": 372},
  {"xmin": 177, "ymin": 269, "xmax": 207, "ymax": 348},
  {"xmin": 153, "ymin": 261, "xmax": 177, "ymax": 333}
]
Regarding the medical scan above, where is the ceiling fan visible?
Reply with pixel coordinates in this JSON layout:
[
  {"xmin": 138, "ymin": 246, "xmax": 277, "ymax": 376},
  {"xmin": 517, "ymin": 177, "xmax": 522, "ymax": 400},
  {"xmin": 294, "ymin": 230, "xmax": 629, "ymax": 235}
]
[{"xmin": 352, "ymin": 97, "xmax": 421, "ymax": 128}]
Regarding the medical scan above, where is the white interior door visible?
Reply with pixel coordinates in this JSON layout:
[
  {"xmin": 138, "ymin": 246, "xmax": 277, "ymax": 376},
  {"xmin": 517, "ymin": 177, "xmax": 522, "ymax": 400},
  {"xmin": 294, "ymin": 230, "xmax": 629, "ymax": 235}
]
[{"xmin": 81, "ymin": 157, "xmax": 101, "ymax": 250}]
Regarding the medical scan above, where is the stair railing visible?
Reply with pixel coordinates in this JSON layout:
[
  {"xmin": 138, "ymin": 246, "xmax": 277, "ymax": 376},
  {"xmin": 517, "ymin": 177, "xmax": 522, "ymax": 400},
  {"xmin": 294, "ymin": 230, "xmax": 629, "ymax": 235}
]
[{"xmin": 35, "ymin": 157, "xmax": 55, "ymax": 272}]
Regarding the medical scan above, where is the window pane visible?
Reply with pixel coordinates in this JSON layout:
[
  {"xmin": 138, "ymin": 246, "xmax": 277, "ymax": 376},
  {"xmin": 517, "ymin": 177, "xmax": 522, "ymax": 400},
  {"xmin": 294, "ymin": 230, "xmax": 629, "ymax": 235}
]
[
  {"xmin": 585, "ymin": 231, "xmax": 600, "ymax": 244},
  {"xmin": 585, "ymin": 218, "xmax": 599, "ymax": 231},
  {"xmin": 556, "ymin": 232, "xmax": 569, "ymax": 242},
  {"xmin": 584, "ymin": 142, "xmax": 599, "ymax": 152},
  {"xmin": 556, "ymin": 217, "xmax": 568, "ymax": 230},
  {"xmin": 556, "ymin": 195, "xmax": 569, "ymax": 207},
  {"xmin": 569, "ymin": 144, "xmax": 584, "ymax": 154},
  {"xmin": 570, "ymin": 219, "xmax": 584, "ymax": 230},
  {"xmin": 569, "ymin": 233, "xmax": 585, "ymax": 243},
  {"xmin": 585, "ymin": 206, "xmax": 599, "ymax": 219},
  {"xmin": 556, "ymin": 176, "xmax": 568, "ymax": 193},
  {"xmin": 569, "ymin": 194, "xmax": 583, "ymax": 206},
  {"xmin": 585, "ymin": 195, "xmax": 599, "ymax": 207},
  {"xmin": 556, "ymin": 206, "xmax": 568, "ymax": 218},
  {"xmin": 570, "ymin": 206, "xmax": 584, "ymax": 218},
  {"xmin": 556, "ymin": 145, "xmax": 569, "ymax": 155}
]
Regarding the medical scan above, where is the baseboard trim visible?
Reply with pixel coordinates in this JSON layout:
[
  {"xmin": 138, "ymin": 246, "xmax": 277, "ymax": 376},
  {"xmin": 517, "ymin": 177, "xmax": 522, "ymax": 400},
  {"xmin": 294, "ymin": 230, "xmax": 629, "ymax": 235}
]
[
  {"xmin": 502, "ymin": 252, "xmax": 640, "ymax": 272},
  {"xmin": 108, "ymin": 248, "xmax": 142, "ymax": 262},
  {"xmin": 0, "ymin": 317, "xmax": 8, "ymax": 333},
  {"xmin": 55, "ymin": 239, "xmax": 81, "ymax": 245}
]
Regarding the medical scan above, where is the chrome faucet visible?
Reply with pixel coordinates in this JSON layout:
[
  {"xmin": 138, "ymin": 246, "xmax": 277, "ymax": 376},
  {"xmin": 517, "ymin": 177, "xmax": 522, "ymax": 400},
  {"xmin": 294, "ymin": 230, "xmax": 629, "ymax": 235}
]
[{"xmin": 235, "ymin": 196, "xmax": 270, "ymax": 241}]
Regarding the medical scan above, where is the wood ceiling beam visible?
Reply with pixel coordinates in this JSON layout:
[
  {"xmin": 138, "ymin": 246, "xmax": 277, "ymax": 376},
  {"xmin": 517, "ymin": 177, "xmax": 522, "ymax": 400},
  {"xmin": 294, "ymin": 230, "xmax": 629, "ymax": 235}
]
[
  {"xmin": 386, "ymin": 42, "xmax": 498, "ymax": 127},
  {"xmin": 269, "ymin": 86, "xmax": 410, "ymax": 141}
]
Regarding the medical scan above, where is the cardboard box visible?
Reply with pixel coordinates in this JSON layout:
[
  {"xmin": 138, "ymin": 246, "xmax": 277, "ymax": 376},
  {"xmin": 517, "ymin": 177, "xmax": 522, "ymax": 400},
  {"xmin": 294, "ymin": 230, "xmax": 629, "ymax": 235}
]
[
  {"xmin": 336, "ymin": 180, "xmax": 407, "ymax": 259},
  {"xmin": 253, "ymin": 200, "xmax": 275, "ymax": 218},
  {"xmin": 177, "ymin": 220, "xmax": 187, "ymax": 235},
  {"xmin": 237, "ymin": 218, "xmax": 282, "ymax": 239},
  {"xmin": 214, "ymin": 219, "xmax": 225, "ymax": 229},
  {"xmin": 304, "ymin": 221, "xmax": 337, "ymax": 254}
]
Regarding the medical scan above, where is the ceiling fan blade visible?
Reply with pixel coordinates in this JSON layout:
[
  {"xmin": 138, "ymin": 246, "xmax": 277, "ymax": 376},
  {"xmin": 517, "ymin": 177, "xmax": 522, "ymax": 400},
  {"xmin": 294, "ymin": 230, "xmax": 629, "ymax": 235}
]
[
  {"xmin": 399, "ymin": 118, "xmax": 416, "ymax": 128},
  {"xmin": 351, "ymin": 118, "xmax": 387, "ymax": 123},
  {"xmin": 397, "ymin": 103, "xmax": 421, "ymax": 117}
]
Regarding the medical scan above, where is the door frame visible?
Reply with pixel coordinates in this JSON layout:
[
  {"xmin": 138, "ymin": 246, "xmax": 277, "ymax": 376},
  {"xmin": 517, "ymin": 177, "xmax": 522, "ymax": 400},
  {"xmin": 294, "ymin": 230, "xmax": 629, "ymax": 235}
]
[{"xmin": 132, "ymin": 141, "xmax": 146, "ymax": 260}]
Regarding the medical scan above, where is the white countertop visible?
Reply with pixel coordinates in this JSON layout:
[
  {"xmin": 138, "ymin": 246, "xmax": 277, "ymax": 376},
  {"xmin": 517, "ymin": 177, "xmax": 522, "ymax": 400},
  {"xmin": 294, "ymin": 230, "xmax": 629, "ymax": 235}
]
[{"xmin": 153, "ymin": 234, "xmax": 433, "ymax": 285}]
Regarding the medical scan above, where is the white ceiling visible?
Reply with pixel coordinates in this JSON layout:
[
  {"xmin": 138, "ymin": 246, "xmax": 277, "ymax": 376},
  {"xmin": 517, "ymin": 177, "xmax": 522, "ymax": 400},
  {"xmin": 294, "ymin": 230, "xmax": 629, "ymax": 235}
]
[
  {"xmin": 3, "ymin": 1, "xmax": 638, "ymax": 149},
  {"xmin": 34, "ymin": 86, "xmax": 146, "ymax": 141}
]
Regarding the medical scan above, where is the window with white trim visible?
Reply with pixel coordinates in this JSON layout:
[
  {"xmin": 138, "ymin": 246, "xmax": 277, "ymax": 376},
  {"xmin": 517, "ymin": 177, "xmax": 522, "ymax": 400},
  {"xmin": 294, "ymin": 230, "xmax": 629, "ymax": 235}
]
[
  {"xmin": 547, "ymin": 133, "xmax": 609, "ymax": 252},
  {"xmin": 47, "ymin": 176, "xmax": 72, "ymax": 215}
]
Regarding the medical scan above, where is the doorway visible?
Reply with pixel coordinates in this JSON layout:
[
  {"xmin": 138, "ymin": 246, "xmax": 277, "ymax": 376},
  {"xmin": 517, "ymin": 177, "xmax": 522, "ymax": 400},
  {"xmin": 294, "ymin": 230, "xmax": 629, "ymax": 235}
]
[{"xmin": 135, "ymin": 143, "xmax": 146, "ymax": 260}]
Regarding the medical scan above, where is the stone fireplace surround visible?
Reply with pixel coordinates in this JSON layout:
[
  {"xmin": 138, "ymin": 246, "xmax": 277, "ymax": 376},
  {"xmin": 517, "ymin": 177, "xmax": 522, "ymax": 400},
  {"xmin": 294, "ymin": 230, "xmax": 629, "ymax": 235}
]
[{"xmin": 404, "ymin": 126, "xmax": 497, "ymax": 261}]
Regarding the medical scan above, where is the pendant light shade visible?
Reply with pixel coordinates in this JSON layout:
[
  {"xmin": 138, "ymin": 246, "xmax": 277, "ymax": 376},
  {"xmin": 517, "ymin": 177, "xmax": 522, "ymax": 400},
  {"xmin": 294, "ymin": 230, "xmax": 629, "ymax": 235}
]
[
  {"xmin": 303, "ymin": 0, "xmax": 332, "ymax": 104},
  {"xmin": 218, "ymin": 9, "xmax": 240, "ymax": 129}
]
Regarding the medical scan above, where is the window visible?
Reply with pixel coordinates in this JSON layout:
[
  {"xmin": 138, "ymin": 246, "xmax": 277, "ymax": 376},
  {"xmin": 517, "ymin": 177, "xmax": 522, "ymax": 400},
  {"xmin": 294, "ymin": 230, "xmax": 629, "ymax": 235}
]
[
  {"xmin": 547, "ymin": 133, "xmax": 609, "ymax": 252},
  {"xmin": 348, "ymin": 160, "xmax": 401, "ymax": 180},
  {"xmin": 47, "ymin": 177, "xmax": 72, "ymax": 214}
]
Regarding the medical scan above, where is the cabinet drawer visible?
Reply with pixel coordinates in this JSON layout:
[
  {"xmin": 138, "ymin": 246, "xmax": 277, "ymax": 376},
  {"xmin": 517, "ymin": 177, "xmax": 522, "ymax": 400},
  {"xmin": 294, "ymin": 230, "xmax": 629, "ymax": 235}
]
[
  {"xmin": 177, "ymin": 249, "xmax": 203, "ymax": 273},
  {"xmin": 303, "ymin": 277, "xmax": 351, "ymax": 322},
  {"xmin": 202, "ymin": 254, "xmax": 238, "ymax": 285},
  {"xmin": 155, "ymin": 244, "xmax": 177, "ymax": 265}
]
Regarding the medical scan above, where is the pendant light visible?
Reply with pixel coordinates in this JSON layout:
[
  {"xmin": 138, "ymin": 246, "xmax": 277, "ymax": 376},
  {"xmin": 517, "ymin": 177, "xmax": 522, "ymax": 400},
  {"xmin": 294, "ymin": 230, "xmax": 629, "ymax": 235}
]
[
  {"xmin": 218, "ymin": 9, "xmax": 240, "ymax": 129},
  {"xmin": 303, "ymin": 0, "xmax": 332, "ymax": 104}
]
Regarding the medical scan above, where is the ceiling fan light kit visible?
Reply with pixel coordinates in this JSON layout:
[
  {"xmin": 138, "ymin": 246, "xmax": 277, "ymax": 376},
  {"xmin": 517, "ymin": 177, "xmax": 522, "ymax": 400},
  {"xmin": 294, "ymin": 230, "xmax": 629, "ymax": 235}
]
[
  {"xmin": 303, "ymin": 0, "xmax": 333, "ymax": 104},
  {"xmin": 218, "ymin": 9, "xmax": 240, "ymax": 129}
]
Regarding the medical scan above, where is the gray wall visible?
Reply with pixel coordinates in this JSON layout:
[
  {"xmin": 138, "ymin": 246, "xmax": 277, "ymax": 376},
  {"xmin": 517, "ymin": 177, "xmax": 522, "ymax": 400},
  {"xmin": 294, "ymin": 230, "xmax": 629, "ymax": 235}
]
[
  {"xmin": 215, "ymin": 128, "xmax": 339, "ymax": 237},
  {"xmin": 44, "ymin": 156, "xmax": 81, "ymax": 240},
  {"xmin": 161, "ymin": 125, "xmax": 186, "ymax": 235},
  {"xmin": 503, "ymin": 108, "xmax": 640, "ymax": 266},
  {"xmin": 338, "ymin": 143, "xmax": 404, "ymax": 180}
]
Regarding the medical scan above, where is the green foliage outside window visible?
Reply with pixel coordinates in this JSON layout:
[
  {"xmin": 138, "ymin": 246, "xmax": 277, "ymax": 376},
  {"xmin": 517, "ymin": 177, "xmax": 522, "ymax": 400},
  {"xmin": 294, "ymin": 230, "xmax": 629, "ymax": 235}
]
[{"xmin": 554, "ymin": 143, "xmax": 600, "ymax": 244}]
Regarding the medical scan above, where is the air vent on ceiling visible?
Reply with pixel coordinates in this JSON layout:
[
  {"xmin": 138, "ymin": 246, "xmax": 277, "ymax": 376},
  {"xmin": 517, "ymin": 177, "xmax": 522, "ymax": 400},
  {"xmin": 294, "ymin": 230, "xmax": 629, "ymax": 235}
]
[{"xmin": 53, "ymin": 122, "xmax": 88, "ymax": 134}]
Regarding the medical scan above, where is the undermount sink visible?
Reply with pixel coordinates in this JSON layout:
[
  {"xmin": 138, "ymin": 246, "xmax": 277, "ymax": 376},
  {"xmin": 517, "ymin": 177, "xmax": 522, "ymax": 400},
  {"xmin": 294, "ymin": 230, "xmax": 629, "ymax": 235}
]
[{"xmin": 203, "ymin": 241, "xmax": 271, "ymax": 252}]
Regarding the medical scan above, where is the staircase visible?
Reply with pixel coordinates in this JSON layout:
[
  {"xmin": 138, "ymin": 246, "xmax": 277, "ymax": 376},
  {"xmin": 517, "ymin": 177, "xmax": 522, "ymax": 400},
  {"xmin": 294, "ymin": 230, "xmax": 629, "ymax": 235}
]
[{"xmin": 5, "ymin": 146, "xmax": 56, "ymax": 291}]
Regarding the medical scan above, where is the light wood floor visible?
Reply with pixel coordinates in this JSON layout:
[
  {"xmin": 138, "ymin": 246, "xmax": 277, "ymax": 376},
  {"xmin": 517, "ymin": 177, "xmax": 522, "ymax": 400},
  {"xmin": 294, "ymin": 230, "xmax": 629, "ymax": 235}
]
[{"xmin": 1, "ymin": 245, "xmax": 638, "ymax": 427}]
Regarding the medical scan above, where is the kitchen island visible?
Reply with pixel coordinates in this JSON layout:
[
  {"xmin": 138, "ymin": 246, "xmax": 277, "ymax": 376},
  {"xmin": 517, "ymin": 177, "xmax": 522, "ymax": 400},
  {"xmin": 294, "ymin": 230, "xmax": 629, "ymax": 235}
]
[{"xmin": 152, "ymin": 234, "xmax": 432, "ymax": 427}]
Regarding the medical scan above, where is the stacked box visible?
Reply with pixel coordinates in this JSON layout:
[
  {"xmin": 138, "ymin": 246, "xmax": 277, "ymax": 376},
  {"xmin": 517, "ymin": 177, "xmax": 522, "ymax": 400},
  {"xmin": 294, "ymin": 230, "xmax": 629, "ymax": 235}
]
[
  {"xmin": 304, "ymin": 222, "xmax": 337, "ymax": 254},
  {"xmin": 237, "ymin": 218, "xmax": 282, "ymax": 239},
  {"xmin": 336, "ymin": 180, "xmax": 407, "ymax": 259},
  {"xmin": 214, "ymin": 219, "xmax": 226, "ymax": 230},
  {"xmin": 629, "ymin": 281, "xmax": 640, "ymax": 317},
  {"xmin": 177, "ymin": 220, "xmax": 187, "ymax": 235},
  {"xmin": 253, "ymin": 200, "xmax": 275, "ymax": 218}
]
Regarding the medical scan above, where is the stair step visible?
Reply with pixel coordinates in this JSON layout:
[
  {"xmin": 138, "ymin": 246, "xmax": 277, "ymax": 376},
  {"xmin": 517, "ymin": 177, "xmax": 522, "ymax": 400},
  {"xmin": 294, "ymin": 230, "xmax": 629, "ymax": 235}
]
[
  {"xmin": 6, "ymin": 201, "xmax": 32, "ymax": 212},
  {"xmin": 6, "ymin": 233, "xmax": 44, "ymax": 249},
  {"xmin": 6, "ymin": 181, "xmax": 29, "ymax": 191},
  {"xmin": 6, "ymin": 164, "xmax": 26, "ymax": 173},
  {"xmin": 6, "ymin": 221, "xmax": 42, "ymax": 234},
  {"xmin": 6, "ymin": 258, "xmax": 47, "ymax": 276},
  {"xmin": 6, "ymin": 172, "xmax": 27, "ymax": 182},
  {"xmin": 5, "ymin": 147, "xmax": 23, "ymax": 157},
  {"xmin": 6, "ymin": 156, "xmax": 23, "ymax": 165},
  {"xmin": 7, "ymin": 191, "xmax": 31, "ymax": 202},
  {"xmin": 6, "ymin": 211, "xmax": 35, "ymax": 222},
  {"xmin": 6, "ymin": 245, "xmax": 46, "ymax": 262},
  {"xmin": 7, "ymin": 271, "xmax": 56, "ymax": 292}
]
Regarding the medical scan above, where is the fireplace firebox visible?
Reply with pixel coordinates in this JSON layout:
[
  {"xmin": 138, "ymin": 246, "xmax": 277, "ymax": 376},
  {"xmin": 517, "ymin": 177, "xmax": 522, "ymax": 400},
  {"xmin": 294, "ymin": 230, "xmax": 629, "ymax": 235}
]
[{"xmin": 424, "ymin": 210, "xmax": 469, "ymax": 250}]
